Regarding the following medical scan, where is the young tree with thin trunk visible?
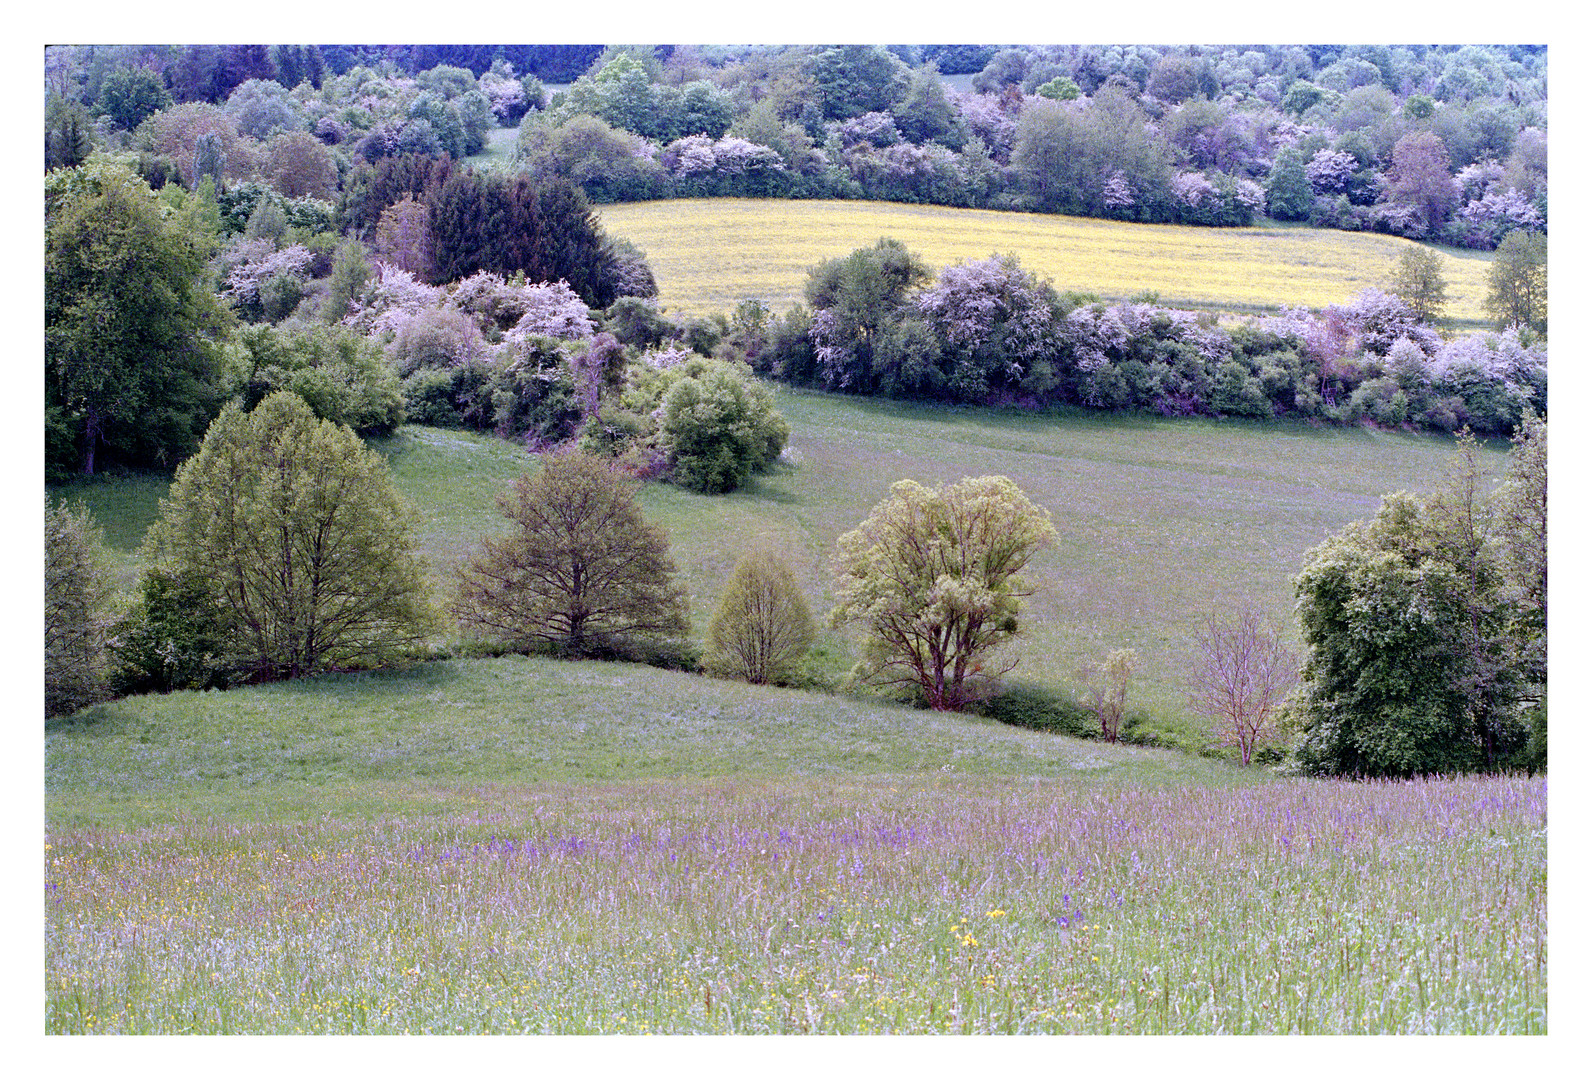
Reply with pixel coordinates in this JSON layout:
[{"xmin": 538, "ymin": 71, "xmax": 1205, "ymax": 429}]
[
  {"xmin": 452, "ymin": 452, "xmax": 690, "ymax": 655},
  {"xmin": 1078, "ymin": 648, "xmax": 1138, "ymax": 743},
  {"xmin": 1187, "ymin": 610, "xmax": 1298, "ymax": 765},
  {"xmin": 705, "ymin": 549, "xmax": 816, "ymax": 685},
  {"xmin": 1389, "ymin": 245, "xmax": 1448, "ymax": 325}
]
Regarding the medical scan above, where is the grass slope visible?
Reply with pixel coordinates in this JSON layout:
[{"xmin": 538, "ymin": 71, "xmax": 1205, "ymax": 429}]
[
  {"xmin": 45, "ymin": 658, "xmax": 1546, "ymax": 1035},
  {"xmin": 597, "ymin": 198, "xmax": 1493, "ymax": 325},
  {"xmin": 51, "ymin": 395, "xmax": 1497, "ymax": 747}
]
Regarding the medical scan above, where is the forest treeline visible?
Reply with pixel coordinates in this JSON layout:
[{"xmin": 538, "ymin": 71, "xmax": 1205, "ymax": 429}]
[{"xmin": 47, "ymin": 43, "xmax": 1547, "ymax": 245}]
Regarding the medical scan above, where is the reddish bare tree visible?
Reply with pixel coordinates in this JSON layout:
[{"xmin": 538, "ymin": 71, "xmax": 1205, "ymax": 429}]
[{"xmin": 1188, "ymin": 610, "xmax": 1299, "ymax": 765}]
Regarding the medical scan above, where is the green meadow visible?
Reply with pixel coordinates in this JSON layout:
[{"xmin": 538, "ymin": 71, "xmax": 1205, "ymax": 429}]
[
  {"xmin": 55, "ymin": 391, "xmax": 1502, "ymax": 749},
  {"xmin": 45, "ymin": 228, "xmax": 1535, "ymax": 1038}
]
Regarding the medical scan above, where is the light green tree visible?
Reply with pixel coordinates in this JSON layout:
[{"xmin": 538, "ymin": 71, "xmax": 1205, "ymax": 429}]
[
  {"xmin": 143, "ymin": 392, "xmax": 436, "ymax": 681},
  {"xmin": 45, "ymin": 499, "xmax": 114, "ymax": 717},
  {"xmin": 706, "ymin": 549, "xmax": 817, "ymax": 685},
  {"xmin": 1485, "ymin": 230, "xmax": 1547, "ymax": 335},
  {"xmin": 1390, "ymin": 244, "xmax": 1448, "ymax": 324},
  {"xmin": 830, "ymin": 475, "xmax": 1057, "ymax": 710}
]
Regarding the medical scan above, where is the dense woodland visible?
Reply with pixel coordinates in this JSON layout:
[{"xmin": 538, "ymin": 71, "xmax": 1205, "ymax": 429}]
[
  {"xmin": 46, "ymin": 44, "xmax": 1547, "ymax": 240},
  {"xmin": 43, "ymin": 43, "xmax": 1548, "ymax": 481}
]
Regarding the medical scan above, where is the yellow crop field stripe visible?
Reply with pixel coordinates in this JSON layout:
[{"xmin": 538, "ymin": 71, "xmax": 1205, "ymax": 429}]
[{"xmin": 598, "ymin": 199, "xmax": 1493, "ymax": 324}]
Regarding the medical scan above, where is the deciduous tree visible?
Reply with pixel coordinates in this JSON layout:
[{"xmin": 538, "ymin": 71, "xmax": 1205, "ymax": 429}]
[
  {"xmin": 452, "ymin": 452, "xmax": 691, "ymax": 655},
  {"xmin": 1187, "ymin": 610, "xmax": 1298, "ymax": 764},
  {"xmin": 45, "ymin": 500, "xmax": 114, "ymax": 717},
  {"xmin": 1485, "ymin": 230, "xmax": 1547, "ymax": 334},
  {"xmin": 705, "ymin": 549, "xmax": 816, "ymax": 684},
  {"xmin": 141, "ymin": 392, "xmax": 435, "ymax": 682},
  {"xmin": 46, "ymin": 176, "xmax": 229, "ymax": 474},
  {"xmin": 1389, "ymin": 245, "xmax": 1448, "ymax": 324},
  {"xmin": 1078, "ymin": 649, "xmax": 1138, "ymax": 743},
  {"xmin": 830, "ymin": 475, "xmax": 1057, "ymax": 710}
]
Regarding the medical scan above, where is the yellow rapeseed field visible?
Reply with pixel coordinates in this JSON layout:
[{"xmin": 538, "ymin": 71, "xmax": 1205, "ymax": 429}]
[{"xmin": 597, "ymin": 198, "xmax": 1493, "ymax": 325}]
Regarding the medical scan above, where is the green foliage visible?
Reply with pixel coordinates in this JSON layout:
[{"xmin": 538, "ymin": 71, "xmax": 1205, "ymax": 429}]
[
  {"xmin": 95, "ymin": 65, "xmax": 172, "ymax": 130},
  {"xmin": 1485, "ymin": 230, "xmax": 1547, "ymax": 335},
  {"xmin": 45, "ymin": 500, "xmax": 114, "ymax": 717},
  {"xmin": 1265, "ymin": 147, "xmax": 1313, "ymax": 221},
  {"xmin": 1293, "ymin": 433, "xmax": 1533, "ymax": 778},
  {"xmin": 704, "ymin": 549, "xmax": 817, "ymax": 685},
  {"xmin": 658, "ymin": 360, "xmax": 790, "ymax": 494},
  {"xmin": 451, "ymin": 452, "xmax": 691, "ymax": 656},
  {"xmin": 830, "ymin": 475, "xmax": 1058, "ymax": 710},
  {"xmin": 227, "ymin": 324, "xmax": 404, "ymax": 436},
  {"xmin": 975, "ymin": 680, "xmax": 1095, "ymax": 739},
  {"xmin": 1035, "ymin": 76, "xmax": 1082, "ymax": 102},
  {"xmin": 45, "ymin": 93, "xmax": 94, "ymax": 172},
  {"xmin": 803, "ymin": 238, "xmax": 932, "ymax": 391},
  {"xmin": 142, "ymin": 393, "xmax": 436, "ymax": 682},
  {"xmin": 1390, "ymin": 245, "xmax": 1448, "ymax": 324},
  {"xmin": 46, "ymin": 174, "xmax": 230, "ymax": 475},
  {"xmin": 110, "ymin": 568, "xmax": 237, "ymax": 695}
]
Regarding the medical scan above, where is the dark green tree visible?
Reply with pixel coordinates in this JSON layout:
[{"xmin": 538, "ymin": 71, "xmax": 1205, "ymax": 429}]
[
  {"xmin": 1264, "ymin": 147, "xmax": 1313, "ymax": 221},
  {"xmin": 1293, "ymin": 438, "xmax": 1528, "ymax": 777},
  {"xmin": 95, "ymin": 65, "xmax": 172, "ymax": 130},
  {"xmin": 44, "ymin": 94, "xmax": 94, "ymax": 172},
  {"xmin": 810, "ymin": 45, "xmax": 911, "ymax": 120},
  {"xmin": 45, "ymin": 176, "xmax": 229, "ymax": 475},
  {"xmin": 804, "ymin": 238, "xmax": 931, "ymax": 392}
]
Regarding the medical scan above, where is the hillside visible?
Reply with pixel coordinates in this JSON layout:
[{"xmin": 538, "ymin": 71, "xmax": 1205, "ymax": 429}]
[
  {"xmin": 597, "ymin": 198, "xmax": 1494, "ymax": 324},
  {"xmin": 54, "ymin": 390, "xmax": 1496, "ymax": 750}
]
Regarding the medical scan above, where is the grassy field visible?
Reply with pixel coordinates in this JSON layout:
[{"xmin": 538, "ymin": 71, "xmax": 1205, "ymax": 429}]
[
  {"xmin": 45, "ymin": 657, "xmax": 1546, "ymax": 1034},
  {"xmin": 596, "ymin": 198, "xmax": 1494, "ymax": 326},
  {"xmin": 46, "ymin": 378, "xmax": 1532, "ymax": 1037},
  {"xmin": 51, "ymin": 392, "xmax": 1498, "ymax": 753}
]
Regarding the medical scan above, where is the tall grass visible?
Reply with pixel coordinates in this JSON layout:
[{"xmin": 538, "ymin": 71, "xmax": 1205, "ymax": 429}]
[
  {"xmin": 596, "ymin": 198, "xmax": 1494, "ymax": 324},
  {"xmin": 45, "ymin": 769, "xmax": 1545, "ymax": 1034}
]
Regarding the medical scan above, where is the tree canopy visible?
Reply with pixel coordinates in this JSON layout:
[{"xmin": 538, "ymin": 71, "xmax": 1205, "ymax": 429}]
[
  {"xmin": 46, "ymin": 174, "xmax": 229, "ymax": 475},
  {"xmin": 830, "ymin": 475, "xmax": 1057, "ymax": 710},
  {"xmin": 141, "ymin": 392, "xmax": 436, "ymax": 682},
  {"xmin": 452, "ymin": 452, "xmax": 691, "ymax": 655}
]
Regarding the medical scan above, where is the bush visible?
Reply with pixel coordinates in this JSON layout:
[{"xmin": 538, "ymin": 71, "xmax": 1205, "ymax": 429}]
[
  {"xmin": 976, "ymin": 681, "xmax": 1095, "ymax": 739},
  {"xmin": 110, "ymin": 568, "xmax": 238, "ymax": 695},
  {"xmin": 657, "ymin": 359, "xmax": 790, "ymax": 494}
]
